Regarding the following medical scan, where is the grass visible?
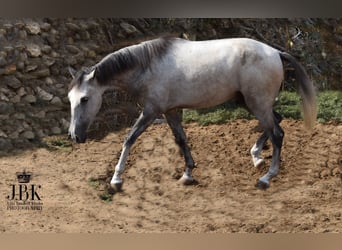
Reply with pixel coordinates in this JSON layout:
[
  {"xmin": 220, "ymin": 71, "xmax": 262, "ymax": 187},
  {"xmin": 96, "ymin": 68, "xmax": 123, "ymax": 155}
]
[
  {"xmin": 182, "ymin": 91, "xmax": 342, "ymax": 125},
  {"xmin": 41, "ymin": 135, "xmax": 73, "ymax": 151},
  {"xmin": 88, "ymin": 177, "xmax": 113, "ymax": 202}
]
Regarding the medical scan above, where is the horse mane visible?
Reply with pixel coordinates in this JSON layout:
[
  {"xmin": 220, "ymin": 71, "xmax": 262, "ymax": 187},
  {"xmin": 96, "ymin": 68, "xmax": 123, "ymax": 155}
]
[{"xmin": 94, "ymin": 37, "xmax": 174, "ymax": 84}]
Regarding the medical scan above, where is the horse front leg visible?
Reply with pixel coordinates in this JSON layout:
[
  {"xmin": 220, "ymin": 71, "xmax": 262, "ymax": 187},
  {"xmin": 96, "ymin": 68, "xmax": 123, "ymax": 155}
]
[
  {"xmin": 165, "ymin": 110, "xmax": 195, "ymax": 185},
  {"xmin": 111, "ymin": 109, "xmax": 157, "ymax": 190}
]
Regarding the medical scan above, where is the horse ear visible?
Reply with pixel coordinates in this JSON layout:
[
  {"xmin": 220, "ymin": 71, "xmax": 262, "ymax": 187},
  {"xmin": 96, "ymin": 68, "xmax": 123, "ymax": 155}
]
[
  {"xmin": 88, "ymin": 69, "xmax": 95, "ymax": 79},
  {"xmin": 68, "ymin": 66, "xmax": 77, "ymax": 79}
]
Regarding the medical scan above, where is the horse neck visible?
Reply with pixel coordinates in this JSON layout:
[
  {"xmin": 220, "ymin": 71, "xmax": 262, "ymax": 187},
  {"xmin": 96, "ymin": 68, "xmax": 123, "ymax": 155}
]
[{"xmin": 102, "ymin": 68, "xmax": 145, "ymax": 94}]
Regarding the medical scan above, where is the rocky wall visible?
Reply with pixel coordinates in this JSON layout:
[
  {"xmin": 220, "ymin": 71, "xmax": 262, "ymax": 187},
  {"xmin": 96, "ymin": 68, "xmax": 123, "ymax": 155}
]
[{"xmin": 0, "ymin": 18, "xmax": 119, "ymax": 152}]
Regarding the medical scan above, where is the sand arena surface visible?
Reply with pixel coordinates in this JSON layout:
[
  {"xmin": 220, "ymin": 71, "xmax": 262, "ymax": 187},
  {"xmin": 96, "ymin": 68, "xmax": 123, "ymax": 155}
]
[{"xmin": 1, "ymin": 120, "xmax": 341, "ymax": 232}]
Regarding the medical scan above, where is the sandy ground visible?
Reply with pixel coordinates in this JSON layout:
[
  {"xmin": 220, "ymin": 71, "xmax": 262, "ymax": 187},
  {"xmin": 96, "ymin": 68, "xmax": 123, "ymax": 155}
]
[{"xmin": 0, "ymin": 119, "xmax": 341, "ymax": 233}]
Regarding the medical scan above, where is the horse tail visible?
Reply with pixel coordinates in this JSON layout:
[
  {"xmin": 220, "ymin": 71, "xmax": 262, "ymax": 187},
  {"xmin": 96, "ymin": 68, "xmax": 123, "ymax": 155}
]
[{"xmin": 279, "ymin": 51, "xmax": 317, "ymax": 128}]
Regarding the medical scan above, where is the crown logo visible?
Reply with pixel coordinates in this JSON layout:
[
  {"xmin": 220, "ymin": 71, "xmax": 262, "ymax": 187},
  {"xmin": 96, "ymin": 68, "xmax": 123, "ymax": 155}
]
[{"xmin": 16, "ymin": 170, "xmax": 32, "ymax": 183}]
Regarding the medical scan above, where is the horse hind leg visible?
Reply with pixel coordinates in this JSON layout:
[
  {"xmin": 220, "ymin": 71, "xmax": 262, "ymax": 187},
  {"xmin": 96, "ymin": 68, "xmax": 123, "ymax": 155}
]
[
  {"xmin": 255, "ymin": 115, "xmax": 284, "ymax": 189},
  {"xmin": 165, "ymin": 110, "xmax": 195, "ymax": 185},
  {"xmin": 250, "ymin": 110, "xmax": 282, "ymax": 168},
  {"xmin": 251, "ymin": 131, "xmax": 268, "ymax": 168}
]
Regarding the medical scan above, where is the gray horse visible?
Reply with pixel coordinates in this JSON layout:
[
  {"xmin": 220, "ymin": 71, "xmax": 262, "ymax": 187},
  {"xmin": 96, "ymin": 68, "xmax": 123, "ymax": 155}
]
[{"xmin": 68, "ymin": 37, "xmax": 317, "ymax": 190}]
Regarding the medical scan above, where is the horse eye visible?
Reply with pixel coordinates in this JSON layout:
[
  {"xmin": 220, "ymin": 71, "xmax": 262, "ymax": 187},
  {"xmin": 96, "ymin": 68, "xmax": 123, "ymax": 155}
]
[{"xmin": 80, "ymin": 97, "xmax": 89, "ymax": 103}]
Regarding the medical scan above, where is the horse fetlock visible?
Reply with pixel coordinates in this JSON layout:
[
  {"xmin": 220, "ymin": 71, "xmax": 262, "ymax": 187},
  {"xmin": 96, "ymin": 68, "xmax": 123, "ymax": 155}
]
[{"xmin": 111, "ymin": 173, "xmax": 123, "ymax": 184}]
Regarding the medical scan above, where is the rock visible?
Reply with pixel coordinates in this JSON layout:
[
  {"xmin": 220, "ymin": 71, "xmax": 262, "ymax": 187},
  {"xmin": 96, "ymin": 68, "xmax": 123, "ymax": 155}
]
[
  {"xmin": 61, "ymin": 118, "xmax": 70, "ymax": 131},
  {"xmin": 36, "ymin": 86, "xmax": 53, "ymax": 101},
  {"xmin": 45, "ymin": 77, "xmax": 55, "ymax": 85},
  {"xmin": 18, "ymin": 30, "xmax": 27, "ymax": 39},
  {"xmin": 64, "ymin": 56, "xmax": 77, "ymax": 66},
  {"xmin": 51, "ymin": 127, "xmax": 61, "ymax": 135},
  {"xmin": 15, "ymin": 44, "xmax": 26, "ymax": 52},
  {"xmin": 62, "ymin": 97, "xmax": 69, "ymax": 104},
  {"xmin": 10, "ymin": 95, "xmax": 20, "ymax": 103},
  {"xmin": 0, "ymin": 93, "xmax": 9, "ymax": 101},
  {"xmin": 0, "ymin": 55, "xmax": 7, "ymax": 67},
  {"xmin": 21, "ymin": 131, "xmax": 35, "ymax": 140},
  {"xmin": 0, "ymin": 87, "xmax": 10, "ymax": 94},
  {"xmin": 65, "ymin": 23, "xmax": 80, "ymax": 31},
  {"xmin": 40, "ymin": 22, "xmax": 51, "ymax": 32},
  {"xmin": 120, "ymin": 22, "xmax": 139, "ymax": 35},
  {"xmin": 26, "ymin": 44, "xmax": 42, "ymax": 57},
  {"xmin": 34, "ymin": 110, "xmax": 46, "ymax": 119},
  {"xmin": 87, "ymin": 50, "xmax": 96, "ymax": 59},
  {"xmin": 46, "ymin": 35, "xmax": 57, "ymax": 47},
  {"xmin": 81, "ymin": 31, "xmax": 90, "ymax": 40},
  {"xmin": 42, "ymin": 56, "xmax": 55, "ymax": 67},
  {"xmin": 16, "ymin": 61, "xmax": 25, "ymax": 70},
  {"xmin": 4, "ymin": 76, "xmax": 21, "ymax": 89},
  {"xmin": 13, "ymin": 113, "xmax": 25, "ymax": 120},
  {"xmin": 19, "ymin": 52, "xmax": 28, "ymax": 63},
  {"xmin": 23, "ymin": 94, "xmax": 37, "ymax": 103},
  {"xmin": 0, "ymin": 102, "xmax": 14, "ymax": 113},
  {"xmin": 66, "ymin": 45, "xmax": 80, "ymax": 54},
  {"xmin": 3, "ymin": 23, "xmax": 13, "ymax": 31},
  {"xmin": 56, "ymin": 84, "xmax": 64, "ymax": 89},
  {"xmin": 25, "ymin": 64, "xmax": 38, "ymax": 72},
  {"xmin": 8, "ymin": 131, "xmax": 19, "ymax": 139},
  {"xmin": 36, "ymin": 129, "xmax": 45, "ymax": 138},
  {"xmin": 25, "ymin": 22, "xmax": 41, "ymax": 35},
  {"xmin": 0, "ymin": 114, "xmax": 9, "ymax": 120},
  {"xmin": 41, "ymin": 45, "xmax": 52, "ymax": 54},
  {"xmin": 3, "ymin": 46, "xmax": 14, "ymax": 53},
  {"xmin": 4, "ymin": 64, "xmax": 17, "ymax": 75},
  {"xmin": 0, "ymin": 138, "xmax": 12, "ymax": 151},
  {"xmin": 67, "ymin": 37, "xmax": 74, "ymax": 44},
  {"xmin": 17, "ymin": 87, "xmax": 27, "ymax": 97},
  {"xmin": 32, "ymin": 68, "xmax": 50, "ymax": 78},
  {"xmin": 50, "ymin": 51, "xmax": 60, "ymax": 58},
  {"xmin": 0, "ymin": 130, "xmax": 8, "ymax": 138},
  {"xmin": 14, "ymin": 20, "xmax": 24, "ymax": 28},
  {"xmin": 51, "ymin": 96, "xmax": 63, "ymax": 106}
]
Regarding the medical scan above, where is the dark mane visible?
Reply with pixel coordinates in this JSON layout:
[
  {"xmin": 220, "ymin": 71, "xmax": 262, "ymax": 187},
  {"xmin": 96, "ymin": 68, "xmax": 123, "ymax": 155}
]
[{"xmin": 94, "ymin": 37, "xmax": 174, "ymax": 84}]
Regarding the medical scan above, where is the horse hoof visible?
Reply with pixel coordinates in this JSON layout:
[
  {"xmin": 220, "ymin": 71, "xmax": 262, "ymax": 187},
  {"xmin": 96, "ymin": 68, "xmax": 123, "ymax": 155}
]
[
  {"xmin": 110, "ymin": 181, "xmax": 123, "ymax": 192},
  {"xmin": 255, "ymin": 180, "xmax": 269, "ymax": 190},
  {"xmin": 254, "ymin": 159, "xmax": 265, "ymax": 168},
  {"xmin": 178, "ymin": 176, "xmax": 194, "ymax": 185}
]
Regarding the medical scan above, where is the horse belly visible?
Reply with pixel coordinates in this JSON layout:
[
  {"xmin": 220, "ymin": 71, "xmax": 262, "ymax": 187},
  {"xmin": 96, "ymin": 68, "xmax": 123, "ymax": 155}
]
[{"xmin": 168, "ymin": 78, "xmax": 239, "ymax": 109}]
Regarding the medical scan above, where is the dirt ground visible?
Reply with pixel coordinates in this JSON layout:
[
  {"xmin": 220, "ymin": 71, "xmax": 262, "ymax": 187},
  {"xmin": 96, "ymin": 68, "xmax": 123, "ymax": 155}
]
[{"xmin": 1, "ymin": 119, "xmax": 341, "ymax": 233}]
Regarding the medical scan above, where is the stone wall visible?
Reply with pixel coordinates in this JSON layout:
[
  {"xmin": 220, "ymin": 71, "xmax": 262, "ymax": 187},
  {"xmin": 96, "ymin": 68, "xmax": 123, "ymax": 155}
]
[
  {"xmin": 1, "ymin": 18, "xmax": 341, "ymax": 153},
  {"xmin": 0, "ymin": 18, "xmax": 118, "ymax": 152}
]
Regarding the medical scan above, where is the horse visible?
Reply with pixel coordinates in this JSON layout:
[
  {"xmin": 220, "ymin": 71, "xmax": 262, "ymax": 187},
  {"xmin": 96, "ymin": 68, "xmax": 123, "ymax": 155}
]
[{"xmin": 67, "ymin": 37, "xmax": 317, "ymax": 190}]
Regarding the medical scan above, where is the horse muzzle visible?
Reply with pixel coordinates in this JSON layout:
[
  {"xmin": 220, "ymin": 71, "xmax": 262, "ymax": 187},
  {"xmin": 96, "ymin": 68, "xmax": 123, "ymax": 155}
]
[{"xmin": 69, "ymin": 122, "xmax": 88, "ymax": 143}]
